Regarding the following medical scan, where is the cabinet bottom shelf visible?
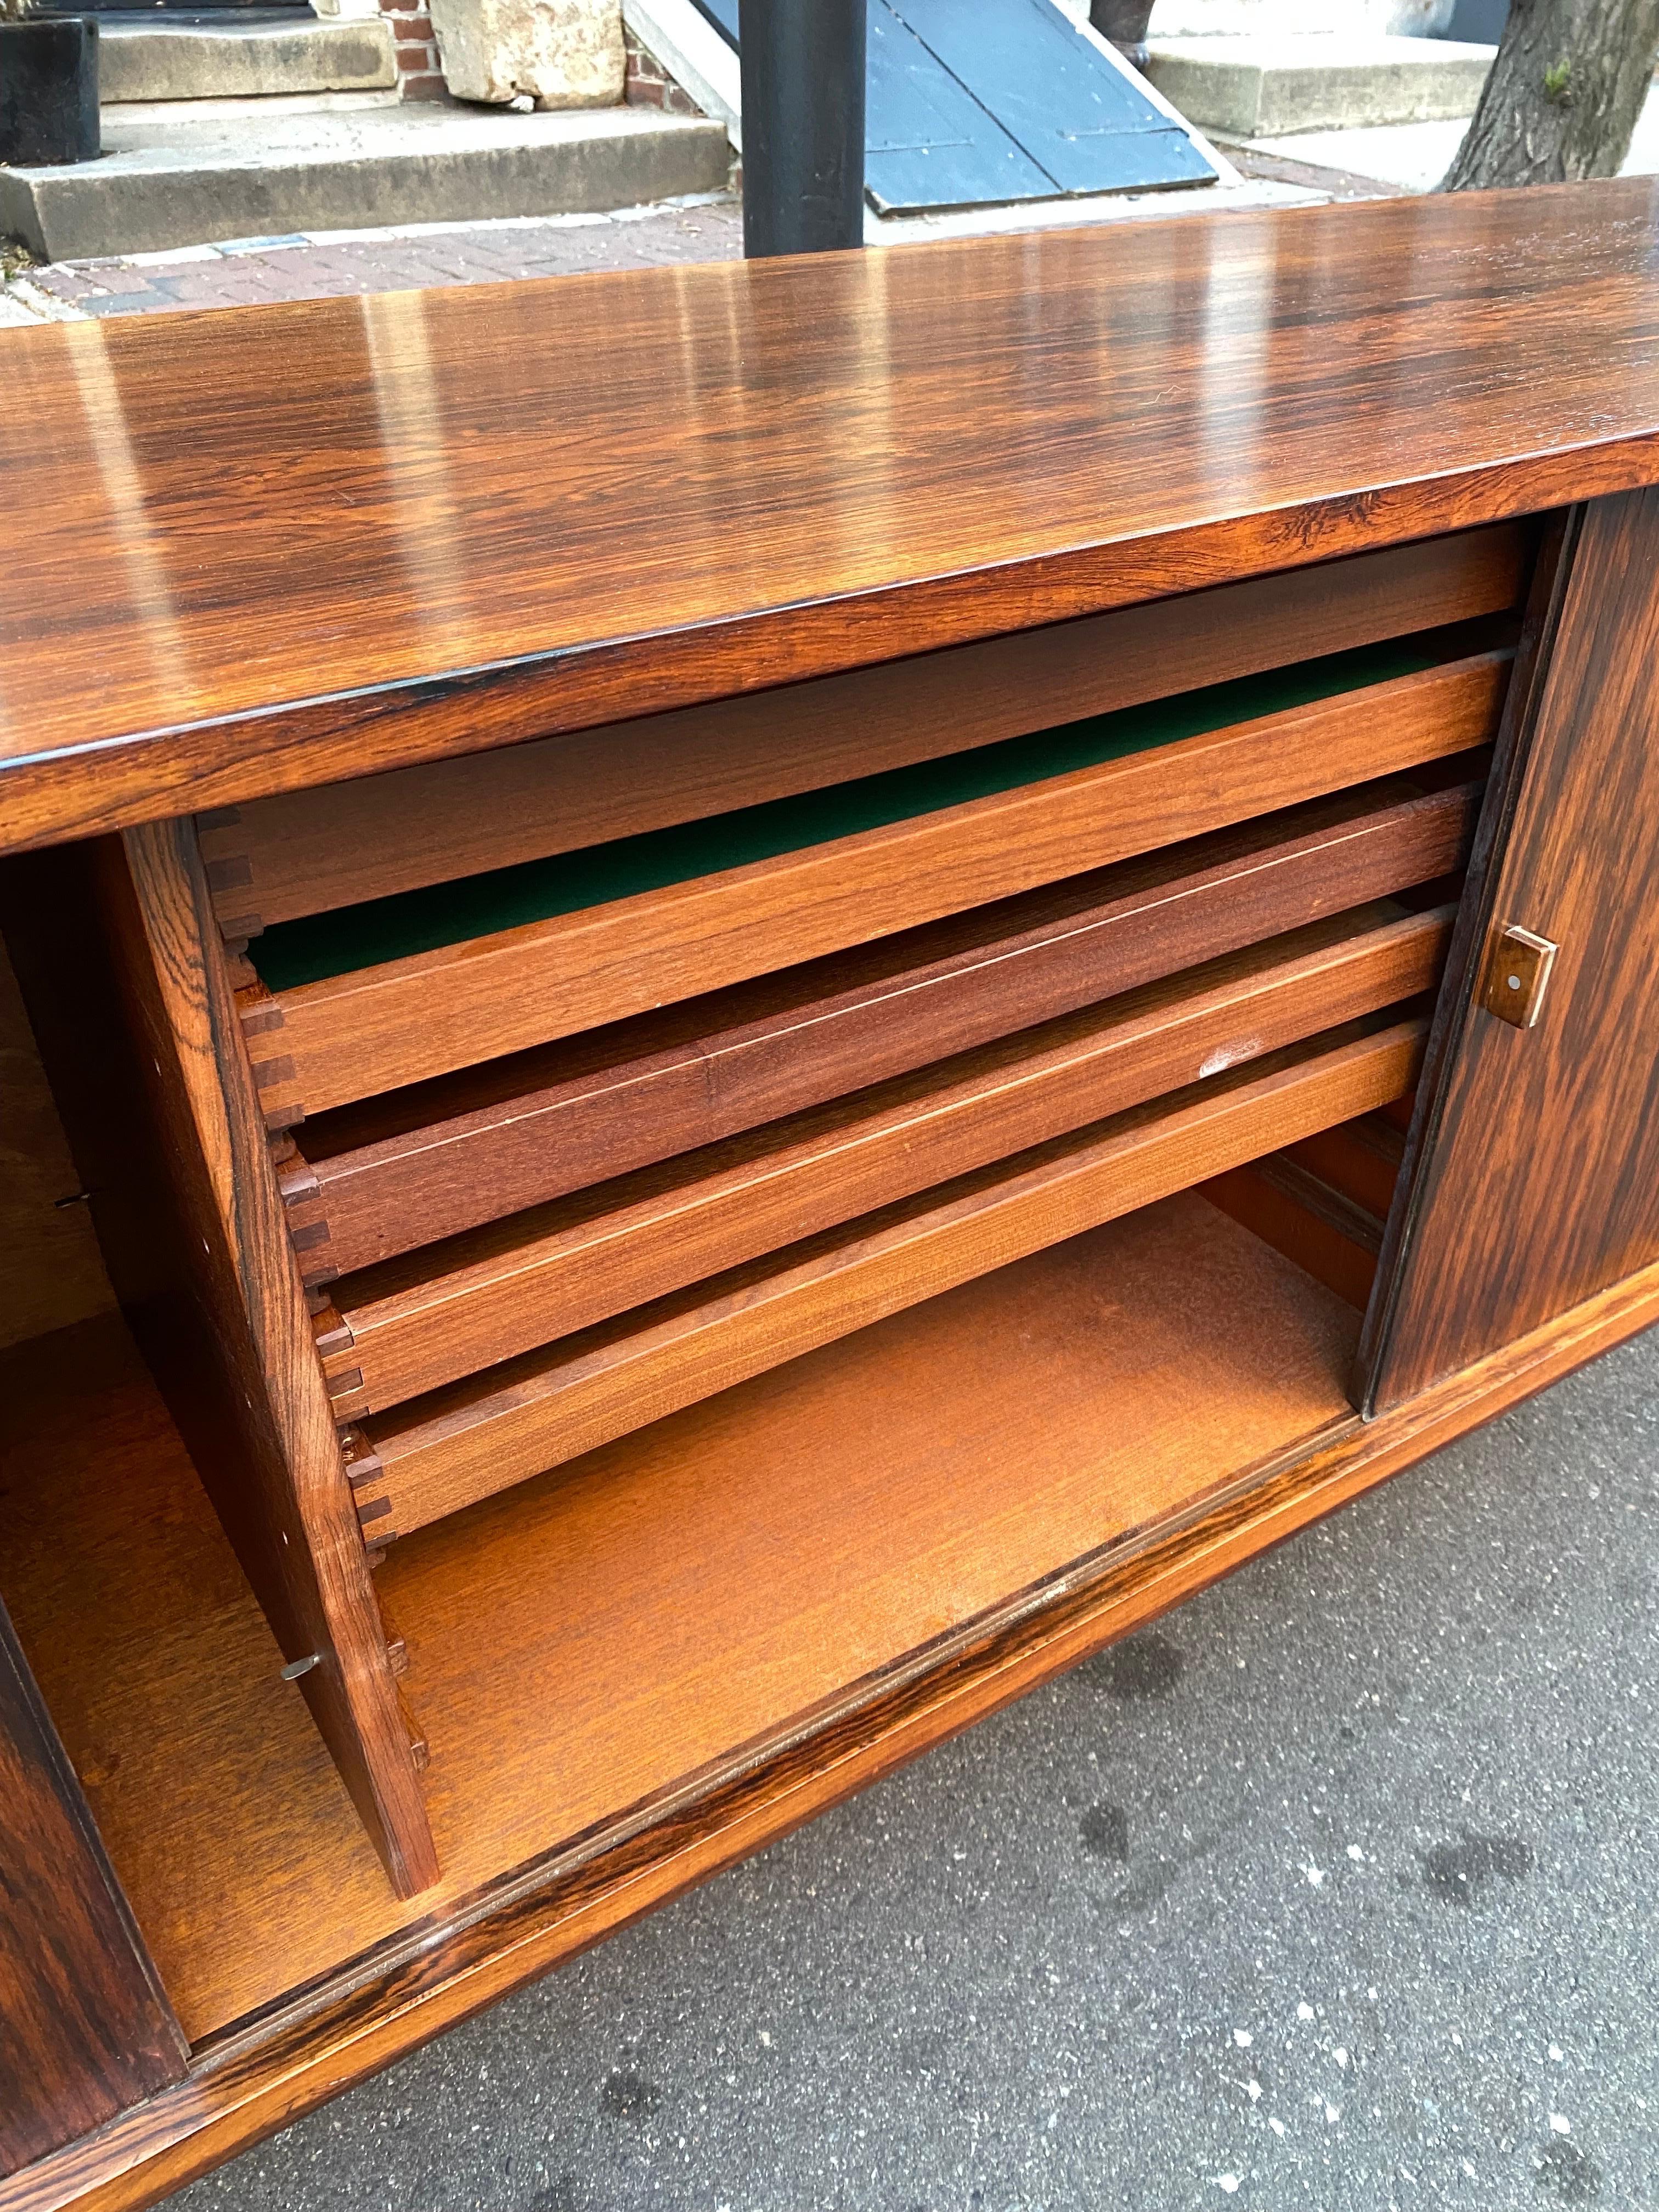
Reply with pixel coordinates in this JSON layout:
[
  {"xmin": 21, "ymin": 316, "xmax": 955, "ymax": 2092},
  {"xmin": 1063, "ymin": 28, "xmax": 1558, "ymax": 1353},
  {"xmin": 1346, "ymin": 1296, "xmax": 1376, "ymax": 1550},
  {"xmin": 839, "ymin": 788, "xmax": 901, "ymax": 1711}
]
[{"xmin": 0, "ymin": 1192, "xmax": 1363, "ymax": 2046}]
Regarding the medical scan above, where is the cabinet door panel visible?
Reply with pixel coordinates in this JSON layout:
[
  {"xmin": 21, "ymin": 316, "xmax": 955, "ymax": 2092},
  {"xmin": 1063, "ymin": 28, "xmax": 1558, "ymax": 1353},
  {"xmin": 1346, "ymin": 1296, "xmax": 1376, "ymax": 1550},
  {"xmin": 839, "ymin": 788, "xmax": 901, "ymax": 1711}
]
[
  {"xmin": 1367, "ymin": 488, "xmax": 1659, "ymax": 1406},
  {"xmin": 0, "ymin": 1597, "xmax": 186, "ymax": 2177}
]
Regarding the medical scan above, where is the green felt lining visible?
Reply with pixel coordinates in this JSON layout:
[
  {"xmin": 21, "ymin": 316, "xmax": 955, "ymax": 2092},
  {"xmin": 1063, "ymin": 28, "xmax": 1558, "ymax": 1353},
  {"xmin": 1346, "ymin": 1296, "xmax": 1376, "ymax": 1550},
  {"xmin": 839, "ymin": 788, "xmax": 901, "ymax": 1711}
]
[{"xmin": 254, "ymin": 633, "xmax": 1448, "ymax": 993}]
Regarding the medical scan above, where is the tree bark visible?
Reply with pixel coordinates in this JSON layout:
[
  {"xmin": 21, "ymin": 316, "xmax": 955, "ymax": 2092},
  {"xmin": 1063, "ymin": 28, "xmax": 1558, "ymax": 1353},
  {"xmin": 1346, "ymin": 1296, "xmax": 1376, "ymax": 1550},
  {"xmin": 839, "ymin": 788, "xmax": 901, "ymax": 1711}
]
[{"xmin": 1441, "ymin": 0, "xmax": 1659, "ymax": 189}]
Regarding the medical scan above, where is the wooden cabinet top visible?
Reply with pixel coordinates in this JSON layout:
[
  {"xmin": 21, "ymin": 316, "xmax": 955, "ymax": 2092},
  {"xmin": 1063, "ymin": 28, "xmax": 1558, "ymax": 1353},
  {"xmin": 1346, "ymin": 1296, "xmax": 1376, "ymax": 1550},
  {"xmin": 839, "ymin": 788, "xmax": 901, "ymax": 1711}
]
[{"xmin": 4, "ymin": 176, "xmax": 1659, "ymax": 856}]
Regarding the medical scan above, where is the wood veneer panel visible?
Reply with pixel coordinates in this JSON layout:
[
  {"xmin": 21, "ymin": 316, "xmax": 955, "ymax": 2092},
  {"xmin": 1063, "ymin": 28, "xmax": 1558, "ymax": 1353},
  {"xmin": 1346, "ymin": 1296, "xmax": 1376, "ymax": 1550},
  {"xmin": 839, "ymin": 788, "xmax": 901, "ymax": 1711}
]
[
  {"xmin": 0, "ymin": 831, "xmax": 436, "ymax": 1900},
  {"xmin": 1368, "ymin": 485, "xmax": 1659, "ymax": 1402},
  {"xmin": 0, "ymin": 1600, "xmax": 184, "ymax": 2177},
  {"xmin": 291, "ymin": 774, "xmax": 1480, "ymax": 1278},
  {"xmin": 322, "ymin": 907, "xmax": 1451, "ymax": 1418},
  {"xmin": 8, "ymin": 181, "xmax": 1659, "ymax": 854},
  {"xmin": 199, "ymin": 527, "xmax": 1522, "ymax": 934},
  {"xmin": 354, "ymin": 1017, "xmax": 1424, "ymax": 1535},
  {"xmin": 0, "ymin": 1197, "xmax": 1358, "ymax": 2045},
  {"xmin": 11, "ymin": 1257, "xmax": 1659, "ymax": 2212},
  {"xmin": 250, "ymin": 655, "xmax": 1501, "ymax": 1118}
]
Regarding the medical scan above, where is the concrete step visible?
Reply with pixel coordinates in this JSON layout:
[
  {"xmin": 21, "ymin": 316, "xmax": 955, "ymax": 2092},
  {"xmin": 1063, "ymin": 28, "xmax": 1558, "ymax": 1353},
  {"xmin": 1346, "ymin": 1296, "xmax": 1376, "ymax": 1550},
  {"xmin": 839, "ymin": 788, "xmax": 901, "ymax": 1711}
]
[
  {"xmin": 0, "ymin": 104, "xmax": 731, "ymax": 261},
  {"xmin": 98, "ymin": 15, "xmax": 397, "ymax": 104},
  {"xmin": 1147, "ymin": 2, "xmax": 1456, "ymax": 31},
  {"xmin": 1143, "ymin": 33, "xmax": 1493, "ymax": 137}
]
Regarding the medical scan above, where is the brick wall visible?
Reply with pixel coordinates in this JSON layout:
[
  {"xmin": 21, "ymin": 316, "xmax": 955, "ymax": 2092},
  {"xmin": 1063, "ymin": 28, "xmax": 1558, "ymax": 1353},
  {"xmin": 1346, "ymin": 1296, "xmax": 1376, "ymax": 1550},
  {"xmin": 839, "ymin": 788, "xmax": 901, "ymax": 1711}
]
[
  {"xmin": 624, "ymin": 29, "xmax": 705, "ymax": 115},
  {"xmin": 381, "ymin": 0, "xmax": 448, "ymax": 100}
]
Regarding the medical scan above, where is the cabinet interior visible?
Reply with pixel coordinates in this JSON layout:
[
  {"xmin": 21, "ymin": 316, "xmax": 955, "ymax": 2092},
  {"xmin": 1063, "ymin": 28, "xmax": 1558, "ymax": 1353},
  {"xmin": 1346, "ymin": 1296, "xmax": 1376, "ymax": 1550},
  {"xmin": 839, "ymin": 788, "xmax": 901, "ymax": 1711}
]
[{"xmin": 0, "ymin": 517, "xmax": 1533, "ymax": 2053}]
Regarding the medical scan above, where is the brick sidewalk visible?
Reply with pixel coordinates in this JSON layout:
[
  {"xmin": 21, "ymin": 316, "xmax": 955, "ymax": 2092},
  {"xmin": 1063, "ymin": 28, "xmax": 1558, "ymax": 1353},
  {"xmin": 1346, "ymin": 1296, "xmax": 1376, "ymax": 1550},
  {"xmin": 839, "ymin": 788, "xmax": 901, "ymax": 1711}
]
[{"xmin": 5, "ymin": 196, "xmax": 743, "ymax": 322}]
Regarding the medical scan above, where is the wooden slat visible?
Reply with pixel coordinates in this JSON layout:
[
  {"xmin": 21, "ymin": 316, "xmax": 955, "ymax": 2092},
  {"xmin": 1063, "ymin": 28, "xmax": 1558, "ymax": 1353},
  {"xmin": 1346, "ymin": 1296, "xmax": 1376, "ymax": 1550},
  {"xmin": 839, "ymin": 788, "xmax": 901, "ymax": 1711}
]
[
  {"xmin": 290, "ymin": 774, "xmax": 1480, "ymax": 1279},
  {"xmin": 249, "ymin": 654, "xmax": 1505, "ymax": 1120},
  {"xmin": 200, "ymin": 526, "xmax": 1525, "ymax": 935},
  {"xmin": 321, "ymin": 906, "xmax": 1451, "ymax": 1418},
  {"xmin": 351, "ymin": 1015, "xmax": 1425, "ymax": 1538}
]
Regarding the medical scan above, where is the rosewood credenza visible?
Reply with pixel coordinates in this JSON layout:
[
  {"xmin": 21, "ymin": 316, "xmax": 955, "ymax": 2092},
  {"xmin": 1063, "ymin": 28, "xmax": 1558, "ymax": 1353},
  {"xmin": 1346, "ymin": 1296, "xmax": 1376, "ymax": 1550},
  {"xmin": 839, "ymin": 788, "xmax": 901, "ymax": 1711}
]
[{"xmin": 4, "ymin": 177, "xmax": 1659, "ymax": 2210}]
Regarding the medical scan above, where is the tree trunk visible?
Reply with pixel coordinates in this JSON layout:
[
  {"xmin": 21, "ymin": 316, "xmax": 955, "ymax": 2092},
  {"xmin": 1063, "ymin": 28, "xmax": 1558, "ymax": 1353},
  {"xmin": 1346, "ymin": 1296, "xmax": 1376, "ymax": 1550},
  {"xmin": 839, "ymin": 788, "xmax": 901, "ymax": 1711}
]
[{"xmin": 1441, "ymin": 0, "xmax": 1659, "ymax": 188}]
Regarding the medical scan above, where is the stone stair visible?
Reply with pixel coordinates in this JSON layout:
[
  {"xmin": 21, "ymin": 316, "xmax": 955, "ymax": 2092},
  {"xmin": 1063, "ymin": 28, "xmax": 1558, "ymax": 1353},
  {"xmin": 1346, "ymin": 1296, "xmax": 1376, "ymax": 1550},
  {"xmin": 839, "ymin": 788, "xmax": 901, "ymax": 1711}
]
[
  {"xmin": 98, "ymin": 13, "xmax": 398, "ymax": 104},
  {"xmin": 1, "ymin": 9, "xmax": 729, "ymax": 262},
  {"xmin": 1137, "ymin": 0, "xmax": 1493, "ymax": 139},
  {"xmin": 1142, "ymin": 31, "xmax": 1493, "ymax": 138}
]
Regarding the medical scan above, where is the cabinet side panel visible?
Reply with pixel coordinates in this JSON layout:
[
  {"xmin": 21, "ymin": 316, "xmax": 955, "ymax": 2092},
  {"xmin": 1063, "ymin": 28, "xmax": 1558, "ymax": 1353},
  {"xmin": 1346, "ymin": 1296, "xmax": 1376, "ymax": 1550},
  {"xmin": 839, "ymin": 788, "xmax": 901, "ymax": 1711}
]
[
  {"xmin": 0, "ymin": 938, "xmax": 114, "ymax": 1350},
  {"xmin": 0, "ymin": 1598, "xmax": 185, "ymax": 2177},
  {"xmin": 1366, "ymin": 487, "xmax": 1659, "ymax": 1403},
  {"xmin": 0, "ymin": 830, "xmax": 437, "ymax": 1900}
]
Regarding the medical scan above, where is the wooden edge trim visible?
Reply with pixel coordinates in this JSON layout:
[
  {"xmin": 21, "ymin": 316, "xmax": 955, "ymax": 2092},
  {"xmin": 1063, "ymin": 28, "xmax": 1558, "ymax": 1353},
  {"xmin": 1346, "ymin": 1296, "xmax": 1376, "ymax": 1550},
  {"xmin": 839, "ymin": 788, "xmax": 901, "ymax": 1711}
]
[
  {"xmin": 9, "ymin": 1246, "xmax": 1657, "ymax": 2212},
  {"xmin": 2, "ymin": 453, "xmax": 1638, "ymax": 862}
]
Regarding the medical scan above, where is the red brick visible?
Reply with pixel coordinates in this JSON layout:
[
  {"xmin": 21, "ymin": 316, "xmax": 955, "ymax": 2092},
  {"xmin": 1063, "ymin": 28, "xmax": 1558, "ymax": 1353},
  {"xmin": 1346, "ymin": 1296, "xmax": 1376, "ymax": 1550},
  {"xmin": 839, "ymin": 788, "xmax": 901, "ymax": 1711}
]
[{"xmin": 622, "ymin": 30, "xmax": 702, "ymax": 114}]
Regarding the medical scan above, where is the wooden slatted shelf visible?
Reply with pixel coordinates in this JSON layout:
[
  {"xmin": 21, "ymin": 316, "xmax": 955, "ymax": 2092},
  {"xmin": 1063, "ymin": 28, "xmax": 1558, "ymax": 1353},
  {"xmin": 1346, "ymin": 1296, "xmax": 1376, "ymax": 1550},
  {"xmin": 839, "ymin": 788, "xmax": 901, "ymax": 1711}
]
[
  {"xmin": 239, "ymin": 648, "xmax": 1508, "ymax": 1120},
  {"xmin": 318, "ymin": 905, "xmax": 1451, "ymax": 1420},
  {"xmin": 197, "ymin": 522, "xmax": 1528, "ymax": 938},
  {"xmin": 344, "ymin": 1013, "xmax": 1425, "ymax": 1541},
  {"xmin": 283, "ymin": 772, "xmax": 1481, "ymax": 1282}
]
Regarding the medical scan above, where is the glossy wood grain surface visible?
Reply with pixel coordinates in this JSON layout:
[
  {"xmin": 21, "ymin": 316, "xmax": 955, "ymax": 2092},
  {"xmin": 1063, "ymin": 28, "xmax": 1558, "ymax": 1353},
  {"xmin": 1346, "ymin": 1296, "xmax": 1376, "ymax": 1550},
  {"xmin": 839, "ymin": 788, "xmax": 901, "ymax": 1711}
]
[
  {"xmin": 1368, "ymin": 485, "xmax": 1659, "ymax": 1401},
  {"xmin": 4, "ymin": 182, "xmax": 1658, "ymax": 856},
  {"xmin": 0, "ymin": 1601, "xmax": 184, "ymax": 2179}
]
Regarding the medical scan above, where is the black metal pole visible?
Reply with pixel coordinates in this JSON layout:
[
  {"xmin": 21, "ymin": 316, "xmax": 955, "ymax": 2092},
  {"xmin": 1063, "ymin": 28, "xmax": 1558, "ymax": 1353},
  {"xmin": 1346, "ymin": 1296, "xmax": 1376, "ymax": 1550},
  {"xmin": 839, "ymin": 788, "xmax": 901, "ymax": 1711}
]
[{"xmin": 740, "ymin": 0, "xmax": 866, "ymax": 258}]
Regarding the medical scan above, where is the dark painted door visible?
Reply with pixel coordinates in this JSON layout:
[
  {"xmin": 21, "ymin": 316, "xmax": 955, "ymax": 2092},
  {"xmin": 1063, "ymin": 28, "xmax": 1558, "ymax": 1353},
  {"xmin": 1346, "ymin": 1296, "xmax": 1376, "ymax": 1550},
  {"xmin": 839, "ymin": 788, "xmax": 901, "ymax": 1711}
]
[
  {"xmin": 696, "ymin": 0, "xmax": 1215, "ymax": 212},
  {"xmin": 1363, "ymin": 488, "xmax": 1659, "ymax": 1407}
]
